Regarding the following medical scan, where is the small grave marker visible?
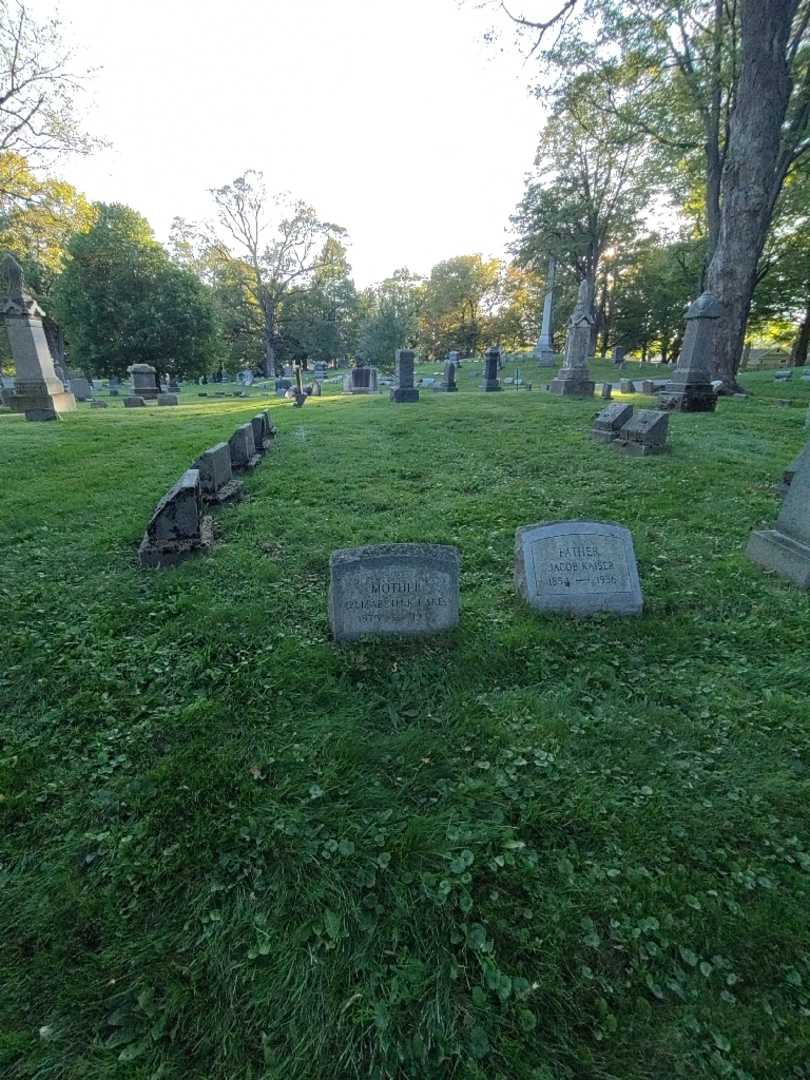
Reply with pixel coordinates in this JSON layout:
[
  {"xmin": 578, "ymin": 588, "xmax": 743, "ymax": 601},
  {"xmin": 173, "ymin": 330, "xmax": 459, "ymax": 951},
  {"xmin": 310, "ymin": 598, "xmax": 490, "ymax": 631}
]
[
  {"xmin": 616, "ymin": 409, "xmax": 669, "ymax": 455},
  {"xmin": 592, "ymin": 403, "xmax": 633, "ymax": 444}
]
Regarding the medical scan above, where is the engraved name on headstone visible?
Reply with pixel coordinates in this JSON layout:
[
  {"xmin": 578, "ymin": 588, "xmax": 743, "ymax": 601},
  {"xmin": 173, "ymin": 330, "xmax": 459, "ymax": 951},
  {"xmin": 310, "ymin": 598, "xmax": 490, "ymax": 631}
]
[
  {"xmin": 515, "ymin": 521, "xmax": 643, "ymax": 616},
  {"xmin": 329, "ymin": 543, "xmax": 460, "ymax": 641}
]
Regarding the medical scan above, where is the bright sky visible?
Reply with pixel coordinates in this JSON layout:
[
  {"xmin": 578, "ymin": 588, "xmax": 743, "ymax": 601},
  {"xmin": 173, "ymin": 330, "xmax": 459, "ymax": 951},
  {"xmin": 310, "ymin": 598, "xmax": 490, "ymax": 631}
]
[{"xmin": 29, "ymin": 0, "xmax": 544, "ymax": 287}]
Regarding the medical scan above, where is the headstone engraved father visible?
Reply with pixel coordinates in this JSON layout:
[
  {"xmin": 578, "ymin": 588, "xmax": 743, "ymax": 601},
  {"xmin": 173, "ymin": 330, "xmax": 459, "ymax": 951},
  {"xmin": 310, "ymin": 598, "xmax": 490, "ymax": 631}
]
[
  {"xmin": 515, "ymin": 521, "xmax": 642, "ymax": 616},
  {"xmin": 329, "ymin": 543, "xmax": 460, "ymax": 641}
]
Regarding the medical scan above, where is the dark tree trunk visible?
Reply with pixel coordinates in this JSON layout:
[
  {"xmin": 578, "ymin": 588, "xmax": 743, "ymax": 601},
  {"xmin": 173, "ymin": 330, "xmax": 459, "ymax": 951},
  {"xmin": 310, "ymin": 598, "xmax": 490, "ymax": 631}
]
[
  {"xmin": 790, "ymin": 297, "xmax": 810, "ymax": 366},
  {"xmin": 707, "ymin": 0, "xmax": 798, "ymax": 391}
]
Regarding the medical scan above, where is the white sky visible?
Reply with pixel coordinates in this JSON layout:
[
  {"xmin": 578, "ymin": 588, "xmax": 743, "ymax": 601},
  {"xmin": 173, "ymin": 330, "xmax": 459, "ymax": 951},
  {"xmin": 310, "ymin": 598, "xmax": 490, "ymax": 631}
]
[{"xmin": 32, "ymin": 0, "xmax": 545, "ymax": 287}]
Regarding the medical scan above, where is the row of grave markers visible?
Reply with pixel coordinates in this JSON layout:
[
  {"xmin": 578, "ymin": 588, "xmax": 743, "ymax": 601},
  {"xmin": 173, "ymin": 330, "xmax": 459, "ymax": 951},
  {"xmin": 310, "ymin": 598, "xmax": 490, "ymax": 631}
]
[{"xmin": 138, "ymin": 412, "xmax": 276, "ymax": 569}]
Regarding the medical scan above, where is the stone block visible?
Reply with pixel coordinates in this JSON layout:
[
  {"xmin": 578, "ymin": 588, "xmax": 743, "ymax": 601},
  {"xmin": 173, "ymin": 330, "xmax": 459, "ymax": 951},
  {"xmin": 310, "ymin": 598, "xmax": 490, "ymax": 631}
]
[
  {"xmin": 640, "ymin": 380, "xmax": 656, "ymax": 394},
  {"xmin": 70, "ymin": 376, "xmax": 93, "ymax": 401},
  {"xmin": 193, "ymin": 442, "xmax": 243, "ymax": 505},
  {"xmin": 390, "ymin": 387, "xmax": 420, "ymax": 403},
  {"xmin": 229, "ymin": 422, "xmax": 260, "ymax": 471},
  {"xmin": 619, "ymin": 380, "xmax": 635, "ymax": 393},
  {"xmin": 747, "ymin": 442, "xmax": 810, "ymax": 588},
  {"xmin": 616, "ymin": 409, "xmax": 669, "ymax": 455},
  {"xmin": 90, "ymin": 400, "xmax": 109, "ymax": 409},
  {"xmin": 329, "ymin": 543, "xmax": 460, "ymax": 641},
  {"xmin": 138, "ymin": 469, "xmax": 214, "ymax": 569},
  {"xmin": 515, "ymin": 521, "xmax": 643, "ymax": 616},
  {"xmin": 600, "ymin": 383, "xmax": 613, "ymax": 400},
  {"xmin": 158, "ymin": 393, "xmax": 178, "ymax": 406},
  {"xmin": 124, "ymin": 396, "xmax": 146, "ymax": 408},
  {"xmin": 592, "ymin": 403, "xmax": 633, "ymax": 444}
]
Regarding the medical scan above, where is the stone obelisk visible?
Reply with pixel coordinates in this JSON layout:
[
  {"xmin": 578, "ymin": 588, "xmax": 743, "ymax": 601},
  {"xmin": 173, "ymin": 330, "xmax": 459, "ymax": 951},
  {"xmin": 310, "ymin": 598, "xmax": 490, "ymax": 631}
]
[
  {"xmin": 548, "ymin": 278, "xmax": 595, "ymax": 397},
  {"xmin": 659, "ymin": 292, "xmax": 719, "ymax": 412},
  {"xmin": 1, "ymin": 254, "xmax": 75, "ymax": 421},
  {"xmin": 534, "ymin": 257, "xmax": 557, "ymax": 366}
]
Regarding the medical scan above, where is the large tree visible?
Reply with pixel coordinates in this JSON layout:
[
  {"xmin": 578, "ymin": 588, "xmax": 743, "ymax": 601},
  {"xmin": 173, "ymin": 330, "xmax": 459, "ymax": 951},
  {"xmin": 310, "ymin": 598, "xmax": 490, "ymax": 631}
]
[
  {"xmin": 418, "ymin": 255, "xmax": 501, "ymax": 358},
  {"xmin": 357, "ymin": 268, "xmax": 421, "ymax": 367},
  {"xmin": 495, "ymin": 0, "xmax": 810, "ymax": 389},
  {"xmin": 209, "ymin": 171, "xmax": 345, "ymax": 375},
  {"xmin": 53, "ymin": 203, "xmax": 220, "ymax": 380}
]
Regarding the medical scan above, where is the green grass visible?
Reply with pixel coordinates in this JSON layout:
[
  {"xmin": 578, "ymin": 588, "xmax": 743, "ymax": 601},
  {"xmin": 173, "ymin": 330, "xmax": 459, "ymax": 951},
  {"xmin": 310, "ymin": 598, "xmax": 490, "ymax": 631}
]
[{"xmin": 1, "ymin": 367, "xmax": 810, "ymax": 1079}]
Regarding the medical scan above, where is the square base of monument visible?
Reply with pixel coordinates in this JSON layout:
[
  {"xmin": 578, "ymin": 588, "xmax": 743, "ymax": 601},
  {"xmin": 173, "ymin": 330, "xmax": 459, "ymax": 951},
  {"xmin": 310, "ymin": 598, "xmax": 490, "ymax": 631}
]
[
  {"xmin": 10, "ymin": 389, "xmax": 76, "ymax": 418},
  {"xmin": 138, "ymin": 517, "xmax": 214, "ymax": 569},
  {"xmin": 435, "ymin": 384, "xmax": 458, "ymax": 392},
  {"xmin": 746, "ymin": 529, "xmax": 810, "ymax": 589},
  {"xmin": 233, "ymin": 454, "xmax": 261, "ymax": 473},
  {"xmin": 349, "ymin": 388, "xmax": 371, "ymax": 395},
  {"xmin": 659, "ymin": 386, "xmax": 717, "ymax": 412},
  {"xmin": 480, "ymin": 382, "xmax": 501, "ymax": 391},
  {"xmin": 204, "ymin": 479, "xmax": 244, "ymax": 506},
  {"xmin": 390, "ymin": 388, "xmax": 420, "ymax": 402},
  {"xmin": 549, "ymin": 379, "xmax": 595, "ymax": 397}
]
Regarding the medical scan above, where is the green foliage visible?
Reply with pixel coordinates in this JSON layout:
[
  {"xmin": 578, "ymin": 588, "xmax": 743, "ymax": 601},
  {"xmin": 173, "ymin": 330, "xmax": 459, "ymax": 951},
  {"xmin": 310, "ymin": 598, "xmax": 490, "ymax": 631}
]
[
  {"xmin": 357, "ymin": 268, "xmax": 422, "ymax": 366},
  {"xmin": 279, "ymin": 238, "xmax": 361, "ymax": 364},
  {"xmin": 53, "ymin": 203, "xmax": 221, "ymax": 378},
  {"xmin": 1, "ymin": 372, "xmax": 810, "ymax": 1077}
]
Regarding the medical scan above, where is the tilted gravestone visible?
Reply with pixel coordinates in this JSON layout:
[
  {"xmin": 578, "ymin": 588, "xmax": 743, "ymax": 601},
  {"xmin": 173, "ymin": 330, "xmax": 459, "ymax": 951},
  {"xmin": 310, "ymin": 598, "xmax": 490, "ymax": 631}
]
[
  {"xmin": 600, "ymin": 382, "xmax": 612, "ymax": 400},
  {"xmin": 158, "ymin": 393, "xmax": 178, "ymax": 406},
  {"xmin": 592, "ymin": 403, "xmax": 633, "ymax": 444},
  {"xmin": 480, "ymin": 346, "xmax": 502, "ymax": 391},
  {"xmin": 124, "ymin": 396, "xmax": 146, "ymax": 408},
  {"xmin": 660, "ymin": 292, "xmax": 719, "ymax": 412},
  {"xmin": 329, "ymin": 543, "xmax": 460, "ymax": 641},
  {"xmin": 391, "ymin": 349, "xmax": 419, "ymax": 403},
  {"xmin": 229, "ymin": 423, "xmax": 260, "ymax": 471},
  {"xmin": 138, "ymin": 469, "xmax": 213, "ymax": 569},
  {"xmin": 250, "ymin": 414, "xmax": 270, "ymax": 452},
  {"xmin": 616, "ymin": 409, "xmax": 670, "ymax": 455},
  {"xmin": 193, "ymin": 442, "xmax": 243, "ymax": 505},
  {"xmin": 515, "ymin": 521, "xmax": 643, "ymax": 616},
  {"xmin": 747, "ymin": 445, "xmax": 810, "ymax": 588}
]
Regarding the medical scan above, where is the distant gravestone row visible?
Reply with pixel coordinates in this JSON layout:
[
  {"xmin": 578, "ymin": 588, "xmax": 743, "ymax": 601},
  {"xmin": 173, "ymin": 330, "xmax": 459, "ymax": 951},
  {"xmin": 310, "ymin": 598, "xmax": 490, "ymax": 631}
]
[{"xmin": 138, "ymin": 411, "xmax": 276, "ymax": 569}]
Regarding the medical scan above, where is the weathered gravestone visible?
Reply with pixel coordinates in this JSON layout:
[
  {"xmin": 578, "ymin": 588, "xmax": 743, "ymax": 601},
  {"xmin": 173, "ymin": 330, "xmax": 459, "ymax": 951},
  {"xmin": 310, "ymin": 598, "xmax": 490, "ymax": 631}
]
[
  {"xmin": 90, "ymin": 399, "xmax": 108, "ymax": 409},
  {"xmin": 616, "ymin": 409, "xmax": 670, "ymax": 455},
  {"xmin": 436, "ymin": 356, "xmax": 458, "ymax": 392},
  {"xmin": 229, "ymin": 423, "xmax": 260, "ymax": 471},
  {"xmin": 640, "ymin": 380, "xmax": 656, "ymax": 394},
  {"xmin": 348, "ymin": 358, "xmax": 377, "ymax": 394},
  {"xmin": 778, "ymin": 442, "xmax": 810, "ymax": 494},
  {"xmin": 250, "ymin": 413, "xmax": 273, "ymax": 452},
  {"xmin": 746, "ymin": 445, "xmax": 810, "ymax": 588},
  {"xmin": 311, "ymin": 379, "xmax": 322, "ymax": 397},
  {"xmin": 138, "ymin": 469, "xmax": 213, "ymax": 569},
  {"xmin": 774, "ymin": 369, "xmax": 793, "ymax": 382},
  {"xmin": 193, "ymin": 442, "xmax": 243, "ymax": 504},
  {"xmin": 549, "ymin": 279, "xmax": 595, "ymax": 398},
  {"xmin": 619, "ymin": 379, "xmax": 635, "ymax": 393},
  {"xmin": 660, "ymin": 292, "xmax": 719, "ymax": 412},
  {"xmin": 130, "ymin": 363, "xmax": 160, "ymax": 400},
  {"xmin": 158, "ymin": 393, "xmax": 178, "ymax": 406},
  {"xmin": 69, "ymin": 376, "xmax": 93, "ymax": 401},
  {"xmin": 480, "ymin": 346, "xmax": 502, "ymax": 391},
  {"xmin": 592, "ymin": 403, "xmax": 633, "ymax": 444},
  {"xmin": 515, "ymin": 521, "xmax": 643, "ymax": 616},
  {"xmin": 124, "ymin": 396, "xmax": 146, "ymax": 408},
  {"xmin": 1, "ymin": 253, "xmax": 76, "ymax": 420},
  {"xmin": 600, "ymin": 382, "xmax": 613, "ymax": 400},
  {"xmin": 329, "ymin": 543, "xmax": 460, "ymax": 641},
  {"xmin": 391, "ymin": 349, "xmax": 419, "ymax": 403}
]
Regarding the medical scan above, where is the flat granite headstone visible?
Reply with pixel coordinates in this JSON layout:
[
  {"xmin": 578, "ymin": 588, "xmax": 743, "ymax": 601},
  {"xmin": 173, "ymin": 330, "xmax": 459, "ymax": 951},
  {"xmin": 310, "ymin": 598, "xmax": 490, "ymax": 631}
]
[
  {"xmin": 124, "ymin": 396, "xmax": 146, "ymax": 408},
  {"xmin": 193, "ymin": 442, "xmax": 243, "ymax": 505},
  {"xmin": 229, "ymin": 423, "xmax": 260, "ymax": 471},
  {"xmin": 515, "ymin": 521, "xmax": 643, "ymax": 616},
  {"xmin": 592, "ymin": 403, "xmax": 633, "ymax": 444},
  {"xmin": 619, "ymin": 380, "xmax": 635, "ymax": 393},
  {"xmin": 138, "ymin": 469, "xmax": 213, "ymax": 569},
  {"xmin": 747, "ymin": 443, "xmax": 810, "ymax": 588},
  {"xmin": 329, "ymin": 543, "xmax": 460, "ymax": 641},
  {"xmin": 158, "ymin": 393, "xmax": 178, "ymax": 406},
  {"xmin": 90, "ymin": 399, "xmax": 109, "ymax": 409}
]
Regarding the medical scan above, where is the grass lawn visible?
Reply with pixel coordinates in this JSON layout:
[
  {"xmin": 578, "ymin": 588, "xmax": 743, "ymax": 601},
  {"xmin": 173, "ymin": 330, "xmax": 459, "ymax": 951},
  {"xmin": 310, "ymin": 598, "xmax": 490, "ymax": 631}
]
[{"xmin": 1, "ymin": 366, "xmax": 810, "ymax": 1079}]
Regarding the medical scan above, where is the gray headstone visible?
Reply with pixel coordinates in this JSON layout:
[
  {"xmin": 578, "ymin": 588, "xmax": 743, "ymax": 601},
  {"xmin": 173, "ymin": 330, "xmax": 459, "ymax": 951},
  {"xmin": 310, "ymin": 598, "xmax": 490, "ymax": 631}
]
[
  {"xmin": 600, "ymin": 382, "xmax": 612, "ymax": 400},
  {"xmin": 157, "ymin": 393, "xmax": 178, "ymax": 406},
  {"xmin": 515, "ymin": 521, "xmax": 643, "ymax": 616},
  {"xmin": 229, "ymin": 422, "xmax": 259, "ymax": 471},
  {"xmin": 592, "ymin": 403, "xmax": 633, "ymax": 443},
  {"xmin": 660, "ymin": 292, "xmax": 719, "ymax": 412},
  {"xmin": 619, "ymin": 379, "xmax": 635, "ymax": 394},
  {"xmin": 70, "ymin": 376, "xmax": 93, "ymax": 401},
  {"xmin": 329, "ymin": 543, "xmax": 460, "ymax": 641},
  {"xmin": 747, "ymin": 443, "xmax": 810, "ymax": 588},
  {"xmin": 391, "ymin": 349, "xmax": 419, "ymax": 403},
  {"xmin": 90, "ymin": 399, "xmax": 109, "ymax": 408},
  {"xmin": 138, "ymin": 469, "xmax": 213, "ymax": 569},
  {"xmin": 193, "ymin": 442, "xmax": 243, "ymax": 505},
  {"xmin": 130, "ymin": 363, "xmax": 160, "ymax": 400},
  {"xmin": 124, "ymin": 396, "xmax": 146, "ymax": 408},
  {"xmin": 480, "ymin": 346, "xmax": 502, "ymax": 391},
  {"xmin": 640, "ymin": 380, "xmax": 656, "ymax": 394},
  {"xmin": 549, "ymin": 279, "xmax": 595, "ymax": 398},
  {"xmin": 616, "ymin": 409, "xmax": 670, "ymax": 455}
]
